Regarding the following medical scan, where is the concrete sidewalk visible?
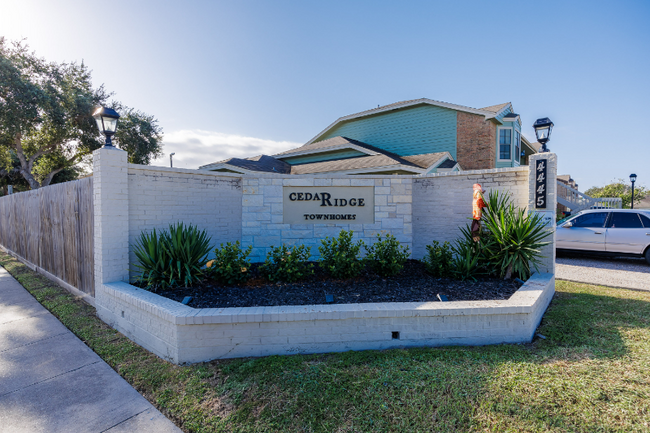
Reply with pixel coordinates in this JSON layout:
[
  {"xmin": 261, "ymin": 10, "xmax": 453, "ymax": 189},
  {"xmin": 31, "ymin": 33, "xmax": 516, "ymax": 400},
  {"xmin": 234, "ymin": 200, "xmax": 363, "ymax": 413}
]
[{"xmin": 0, "ymin": 267, "xmax": 182, "ymax": 433}]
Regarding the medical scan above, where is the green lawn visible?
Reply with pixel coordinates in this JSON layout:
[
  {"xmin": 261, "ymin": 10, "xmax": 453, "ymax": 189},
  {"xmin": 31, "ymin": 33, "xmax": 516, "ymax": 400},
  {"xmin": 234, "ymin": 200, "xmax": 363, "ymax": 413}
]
[{"xmin": 1, "ymin": 251, "xmax": 649, "ymax": 432}]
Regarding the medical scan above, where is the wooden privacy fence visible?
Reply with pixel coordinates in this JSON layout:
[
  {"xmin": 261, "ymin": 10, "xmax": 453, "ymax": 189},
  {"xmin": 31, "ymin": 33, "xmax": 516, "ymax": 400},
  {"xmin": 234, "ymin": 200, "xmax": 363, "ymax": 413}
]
[{"xmin": 0, "ymin": 177, "xmax": 94, "ymax": 296}]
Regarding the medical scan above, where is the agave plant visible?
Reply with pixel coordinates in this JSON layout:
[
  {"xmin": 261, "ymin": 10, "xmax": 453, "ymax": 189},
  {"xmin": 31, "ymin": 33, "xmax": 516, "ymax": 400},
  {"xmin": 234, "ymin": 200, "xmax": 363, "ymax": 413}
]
[
  {"xmin": 132, "ymin": 222, "xmax": 213, "ymax": 291},
  {"xmin": 132, "ymin": 228, "xmax": 174, "ymax": 290},
  {"xmin": 481, "ymin": 190, "xmax": 551, "ymax": 280},
  {"xmin": 449, "ymin": 232, "xmax": 481, "ymax": 281}
]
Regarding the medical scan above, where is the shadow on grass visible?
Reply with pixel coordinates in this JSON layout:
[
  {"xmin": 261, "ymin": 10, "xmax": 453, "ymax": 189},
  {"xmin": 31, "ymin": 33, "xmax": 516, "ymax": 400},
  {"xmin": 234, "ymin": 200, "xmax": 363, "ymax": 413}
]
[{"xmin": 2, "ymin": 251, "xmax": 649, "ymax": 432}]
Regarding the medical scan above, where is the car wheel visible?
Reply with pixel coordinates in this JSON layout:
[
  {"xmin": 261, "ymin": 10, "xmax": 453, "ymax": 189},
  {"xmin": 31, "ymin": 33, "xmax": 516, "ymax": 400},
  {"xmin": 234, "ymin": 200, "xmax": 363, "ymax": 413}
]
[{"xmin": 646, "ymin": 248, "xmax": 650, "ymax": 266}]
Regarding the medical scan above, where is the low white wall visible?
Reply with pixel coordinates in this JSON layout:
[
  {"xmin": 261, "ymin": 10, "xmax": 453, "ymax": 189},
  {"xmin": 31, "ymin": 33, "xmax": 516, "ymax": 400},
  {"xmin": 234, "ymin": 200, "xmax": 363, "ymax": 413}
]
[{"xmin": 96, "ymin": 273, "xmax": 555, "ymax": 364}]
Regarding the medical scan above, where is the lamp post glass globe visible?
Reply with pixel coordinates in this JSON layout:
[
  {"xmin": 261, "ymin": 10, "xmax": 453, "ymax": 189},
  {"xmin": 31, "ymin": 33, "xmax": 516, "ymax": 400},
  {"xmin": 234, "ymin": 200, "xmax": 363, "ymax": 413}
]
[
  {"xmin": 93, "ymin": 107, "xmax": 120, "ymax": 147},
  {"xmin": 533, "ymin": 117, "xmax": 554, "ymax": 152},
  {"xmin": 630, "ymin": 173, "xmax": 637, "ymax": 183}
]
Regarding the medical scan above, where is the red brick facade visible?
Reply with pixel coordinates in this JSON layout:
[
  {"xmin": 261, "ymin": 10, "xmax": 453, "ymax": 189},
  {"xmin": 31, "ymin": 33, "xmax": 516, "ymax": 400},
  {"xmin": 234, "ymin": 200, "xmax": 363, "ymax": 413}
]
[{"xmin": 456, "ymin": 111, "xmax": 496, "ymax": 170}]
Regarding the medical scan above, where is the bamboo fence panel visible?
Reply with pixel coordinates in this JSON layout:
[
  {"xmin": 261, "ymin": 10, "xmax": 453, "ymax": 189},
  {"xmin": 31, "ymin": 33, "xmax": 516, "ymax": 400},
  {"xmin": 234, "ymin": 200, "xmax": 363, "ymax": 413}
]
[{"xmin": 0, "ymin": 177, "xmax": 94, "ymax": 296}]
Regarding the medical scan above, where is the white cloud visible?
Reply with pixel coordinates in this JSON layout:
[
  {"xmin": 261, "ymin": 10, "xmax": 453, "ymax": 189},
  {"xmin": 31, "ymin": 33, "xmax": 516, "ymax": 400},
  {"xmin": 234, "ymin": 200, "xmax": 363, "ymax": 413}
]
[{"xmin": 151, "ymin": 130, "xmax": 302, "ymax": 169}]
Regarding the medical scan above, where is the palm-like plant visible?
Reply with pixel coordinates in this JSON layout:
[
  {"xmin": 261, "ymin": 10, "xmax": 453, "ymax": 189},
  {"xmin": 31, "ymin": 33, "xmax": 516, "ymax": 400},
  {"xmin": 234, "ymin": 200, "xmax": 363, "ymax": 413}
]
[{"xmin": 481, "ymin": 190, "xmax": 551, "ymax": 280}]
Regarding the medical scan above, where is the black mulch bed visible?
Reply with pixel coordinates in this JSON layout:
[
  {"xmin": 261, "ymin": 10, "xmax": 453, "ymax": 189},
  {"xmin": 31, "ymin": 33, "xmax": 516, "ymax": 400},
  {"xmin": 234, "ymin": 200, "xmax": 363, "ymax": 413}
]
[{"xmin": 151, "ymin": 260, "xmax": 524, "ymax": 309}]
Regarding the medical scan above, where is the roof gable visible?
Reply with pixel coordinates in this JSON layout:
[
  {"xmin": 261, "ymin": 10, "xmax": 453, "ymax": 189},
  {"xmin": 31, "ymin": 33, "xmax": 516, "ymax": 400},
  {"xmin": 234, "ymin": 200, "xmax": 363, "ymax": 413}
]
[
  {"xmin": 274, "ymin": 136, "xmax": 379, "ymax": 159},
  {"xmin": 307, "ymin": 98, "xmax": 512, "ymax": 145}
]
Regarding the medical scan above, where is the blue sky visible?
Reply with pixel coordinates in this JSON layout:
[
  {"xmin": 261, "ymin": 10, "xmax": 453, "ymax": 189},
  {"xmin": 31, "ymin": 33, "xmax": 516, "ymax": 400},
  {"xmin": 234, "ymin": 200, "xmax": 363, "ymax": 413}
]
[{"xmin": 1, "ymin": 0, "xmax": 648, "ymax": 190}]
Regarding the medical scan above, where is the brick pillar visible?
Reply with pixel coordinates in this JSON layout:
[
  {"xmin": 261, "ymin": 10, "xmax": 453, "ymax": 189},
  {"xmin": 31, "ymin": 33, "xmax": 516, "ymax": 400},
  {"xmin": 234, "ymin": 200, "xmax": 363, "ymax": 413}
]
[
  {"xmin": 528, "ymin": 153, "xmax": 557, "ymax": 275},
  {"xmin": 93, "ymin": 147, "xmax": 130, "ymax": 285}
]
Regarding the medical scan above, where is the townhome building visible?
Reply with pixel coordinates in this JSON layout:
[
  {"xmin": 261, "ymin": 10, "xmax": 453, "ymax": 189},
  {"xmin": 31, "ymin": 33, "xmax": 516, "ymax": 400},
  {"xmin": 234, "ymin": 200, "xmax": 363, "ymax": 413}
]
[{"xmin": 200, "ymin": 98, "xmax": 540, "ymax": 175}]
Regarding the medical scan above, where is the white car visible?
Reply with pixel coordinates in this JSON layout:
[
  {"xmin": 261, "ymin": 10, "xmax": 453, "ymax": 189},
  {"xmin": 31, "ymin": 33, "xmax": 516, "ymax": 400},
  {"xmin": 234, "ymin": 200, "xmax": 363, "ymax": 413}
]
[{"xmin": 556, "ymin": 209, "xmax": 650, "ymax": 264}]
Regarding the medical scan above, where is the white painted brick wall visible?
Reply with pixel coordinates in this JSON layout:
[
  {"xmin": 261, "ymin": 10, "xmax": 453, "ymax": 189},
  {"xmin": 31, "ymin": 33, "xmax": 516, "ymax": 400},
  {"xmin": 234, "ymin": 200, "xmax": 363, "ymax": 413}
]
[
  {"xmin": 412, "ymin": 167, "xmax": 530, "ymax": 259},
  {"xmin": 93, "ymin": 148, "xmax": 130, "ymax": 285},
  {"xmin": 96, "ymin": 273, "xmax": 555, "ymax": 364},
  {"xmin": 126, "ymin": 165, "xmax": 243, "ymax": 280}
]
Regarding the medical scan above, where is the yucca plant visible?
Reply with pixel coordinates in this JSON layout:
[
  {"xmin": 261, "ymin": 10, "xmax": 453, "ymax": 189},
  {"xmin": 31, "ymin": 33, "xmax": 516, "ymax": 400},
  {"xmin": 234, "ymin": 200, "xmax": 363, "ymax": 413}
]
[
  {"xmin": 449, "ymin": 234, "xmax": 481, "ymax": 281},
  {"xmin": 166, "ymin": 222, "xmax": 213, "ymax": 287},
  {"xmin": 132, "ymin": 222, "xmax": 213, "ymax": 291},
  {"xmin": 481, "ymin": 190, "xmax": 551, "ymax": 280},
  {"xmin": 132, "ymin": 228, "xmax": 173, "ymax": 290}
]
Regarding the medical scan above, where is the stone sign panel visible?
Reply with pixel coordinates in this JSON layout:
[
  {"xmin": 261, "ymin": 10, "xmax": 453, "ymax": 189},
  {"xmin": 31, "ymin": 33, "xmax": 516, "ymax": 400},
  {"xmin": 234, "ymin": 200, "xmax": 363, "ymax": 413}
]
[{"xmin": 283, "ymin": 186, "xmax": 375, "ymax": 224}]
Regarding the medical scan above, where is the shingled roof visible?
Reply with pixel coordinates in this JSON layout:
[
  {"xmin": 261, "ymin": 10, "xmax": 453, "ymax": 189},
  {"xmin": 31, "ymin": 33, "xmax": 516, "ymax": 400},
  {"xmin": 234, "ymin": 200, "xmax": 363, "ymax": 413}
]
[
  {"xmin": 201, "ymin": 154, "xmax": 291, "ymax": 173},
  {"xmin": 290, "ymin": 153, "xmax": 424, "ymax": 175},
  {"xmin": 480, "ymin": 102, "xmax": 511, "ymax": 113},
  {"xmin": 200, "ymin": 137, "xmax": 454, "ymax": 175},
  {"xmin": 274, "ymin": 136, "xmax": 378, "ymax": 158}
]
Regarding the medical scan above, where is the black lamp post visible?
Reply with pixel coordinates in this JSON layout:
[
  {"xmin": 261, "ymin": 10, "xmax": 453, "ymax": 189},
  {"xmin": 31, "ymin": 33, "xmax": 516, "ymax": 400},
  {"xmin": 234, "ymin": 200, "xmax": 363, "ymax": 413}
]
[
  {"xmin": 170, "ymin": 153, "xmax": 175, "ymax": 168},
  {"xmin": 93, "ymin": 107, "xmax": 120, "ymax": 147},
  {"xmin": 533, "ymin": 117, "xmax": 554, "ymax": 153},
  {"xmin": 630, "ymin": 173, "xmax": 637, "ymax": 209}
]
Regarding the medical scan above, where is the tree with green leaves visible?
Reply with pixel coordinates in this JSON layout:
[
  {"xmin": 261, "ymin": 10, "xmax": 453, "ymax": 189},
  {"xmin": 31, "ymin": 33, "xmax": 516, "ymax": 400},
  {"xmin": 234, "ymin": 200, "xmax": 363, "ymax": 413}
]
[
  {"xmin": 0, "ymin": 38, "xmax": 163, "ymax": 189},
  {"xmin": 585, "ymin": 179, "xmax": 648, "ymax": 209}
]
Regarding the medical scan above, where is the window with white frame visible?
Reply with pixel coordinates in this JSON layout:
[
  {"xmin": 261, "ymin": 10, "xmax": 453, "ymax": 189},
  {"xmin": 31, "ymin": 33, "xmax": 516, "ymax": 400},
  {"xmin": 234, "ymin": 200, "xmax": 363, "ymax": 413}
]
[
  {"xmin": 499, "ymin": 128, "xmax": 512, "ymax": 160},
  {"xmin": 514, "ymin": 130, "xmax": 520, "ymax": 164}
]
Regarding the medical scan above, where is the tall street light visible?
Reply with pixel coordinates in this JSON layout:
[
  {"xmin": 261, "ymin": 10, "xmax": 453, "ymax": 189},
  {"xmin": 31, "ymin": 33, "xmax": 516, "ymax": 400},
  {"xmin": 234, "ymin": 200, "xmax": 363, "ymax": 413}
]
[
  {"xmin": 630, "ymin": 173, "xmax": 637, "ymax": 209},
  {"xmin": 92, "ymin": 107, "xmax": 120, "ymax": 147},
  {"xmin": 533, "ymin": 117, "xmax": 554, "ymax": 153},
  {"xmin": 170, "ymin": 153, "xmax": 176, "ymax": 168}
]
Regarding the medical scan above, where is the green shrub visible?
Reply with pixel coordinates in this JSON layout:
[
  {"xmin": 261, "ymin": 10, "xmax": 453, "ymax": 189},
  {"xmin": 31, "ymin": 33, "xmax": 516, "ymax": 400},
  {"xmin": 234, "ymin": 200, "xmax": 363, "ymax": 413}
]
[
  {"xmin": 318, "ymin": 230, "xmax": 365, "ymax": 279},
  {"xmin": 481, "ymin": 190, "xmax": 552, "ymax": 280},
  {"xmin": 132, "ymin": 222, "xmax": 213, "ymax": 290},
  {"xmin": 422, "ymin": 240, "xmax": 453, "ymax": 277},
  {"xmin": 261, "ymin": 244, "xmax": 313, "ymax": 283},
  {"xmin": 364, "ymin": 234, "xmax": 410, "ymax": 277},
  {"xmin": 208, "ymin": 241, "xmax": 253, "ymax": 285}
]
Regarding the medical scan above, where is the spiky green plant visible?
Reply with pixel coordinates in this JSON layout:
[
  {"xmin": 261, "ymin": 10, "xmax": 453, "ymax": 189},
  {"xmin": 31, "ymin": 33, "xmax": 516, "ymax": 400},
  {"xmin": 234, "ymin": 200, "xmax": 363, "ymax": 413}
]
[
  {"xmin": 449, "ymin": 234, "xmax": 481, "ymax": 281},
  {"xmin": 132, "ymin": 222, "xmax": 213, "ymax": 290},
  {"xmin": 481, "ymin": 190, "xmax": 552, "ymax": 280}
]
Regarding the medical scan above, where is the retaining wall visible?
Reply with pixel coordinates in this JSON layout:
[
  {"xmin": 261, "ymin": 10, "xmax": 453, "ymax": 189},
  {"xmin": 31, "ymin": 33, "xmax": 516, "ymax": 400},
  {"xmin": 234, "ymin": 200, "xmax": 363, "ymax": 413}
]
[{"xmin": 96, "ymin": 273, "xmax": 555, "ymax": 364}]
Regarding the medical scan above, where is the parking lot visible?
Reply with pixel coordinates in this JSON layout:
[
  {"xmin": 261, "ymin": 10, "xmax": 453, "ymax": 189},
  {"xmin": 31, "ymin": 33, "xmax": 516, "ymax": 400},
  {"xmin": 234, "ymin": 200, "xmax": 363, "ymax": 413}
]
[{"xmin": 556, "ymin": 254, "xmax": 650, "ymax": 291}]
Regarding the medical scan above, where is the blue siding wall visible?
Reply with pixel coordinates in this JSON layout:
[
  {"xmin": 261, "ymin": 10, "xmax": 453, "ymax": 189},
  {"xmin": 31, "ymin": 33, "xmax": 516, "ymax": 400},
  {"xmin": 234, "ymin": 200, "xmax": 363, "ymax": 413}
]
[
  {"xmin": 281, "ymin": 149, "xmax": 366, "ymax": 165},
  {"xmin": 317, "ymin": 104, "xmax": 458, "ymax": 158}
]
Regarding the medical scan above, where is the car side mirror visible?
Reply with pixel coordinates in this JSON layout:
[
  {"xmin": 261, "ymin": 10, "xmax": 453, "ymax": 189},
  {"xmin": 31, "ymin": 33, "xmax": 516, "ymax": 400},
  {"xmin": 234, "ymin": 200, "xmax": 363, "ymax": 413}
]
[{"xmin": 564, "ymin": 221, "xmax": 573, "ymax": 228}]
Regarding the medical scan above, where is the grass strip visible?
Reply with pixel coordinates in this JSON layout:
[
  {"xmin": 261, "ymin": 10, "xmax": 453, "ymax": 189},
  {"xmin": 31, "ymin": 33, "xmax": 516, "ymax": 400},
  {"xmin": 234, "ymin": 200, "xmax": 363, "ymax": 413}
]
[{"xmin": 1, "ymin": 251, "xmax": 649, "ymax": 432}]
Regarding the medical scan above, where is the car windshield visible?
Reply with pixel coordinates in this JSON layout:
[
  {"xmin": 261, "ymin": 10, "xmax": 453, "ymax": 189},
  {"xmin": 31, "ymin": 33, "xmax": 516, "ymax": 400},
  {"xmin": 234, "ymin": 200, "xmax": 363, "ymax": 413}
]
[{"xmin": 557, "ymin": 212, "xmax": 583, "ymax": 226}]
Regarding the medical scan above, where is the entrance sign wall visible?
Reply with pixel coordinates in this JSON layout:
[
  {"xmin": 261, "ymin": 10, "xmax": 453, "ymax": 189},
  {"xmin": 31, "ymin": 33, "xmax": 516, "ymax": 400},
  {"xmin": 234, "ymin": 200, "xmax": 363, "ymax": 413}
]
[{"xmin": 90, "ymin": 148, "xmax": 558, "ymax": 364}]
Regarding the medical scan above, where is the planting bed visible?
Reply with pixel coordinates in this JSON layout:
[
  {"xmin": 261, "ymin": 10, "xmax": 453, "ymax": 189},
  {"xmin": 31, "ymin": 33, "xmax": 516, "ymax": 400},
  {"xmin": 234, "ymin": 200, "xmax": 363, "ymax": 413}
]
[{"xmin": 151, "ymin": 260, "xmax": 523, "ymax": 308}]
